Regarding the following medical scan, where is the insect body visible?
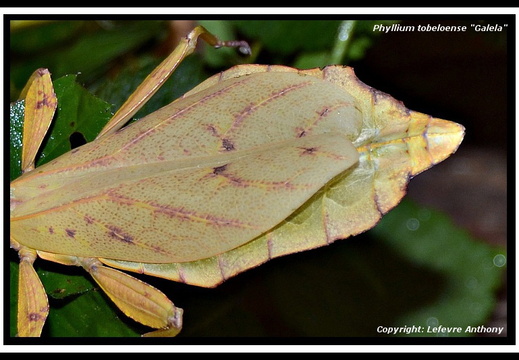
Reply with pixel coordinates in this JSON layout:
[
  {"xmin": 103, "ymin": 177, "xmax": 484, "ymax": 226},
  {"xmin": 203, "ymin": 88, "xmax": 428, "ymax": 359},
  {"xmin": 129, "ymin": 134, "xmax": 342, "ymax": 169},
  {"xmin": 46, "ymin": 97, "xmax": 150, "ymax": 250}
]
[{"xmin": 10, "ymin": 26, "xmax": 464, "ymax": 337}]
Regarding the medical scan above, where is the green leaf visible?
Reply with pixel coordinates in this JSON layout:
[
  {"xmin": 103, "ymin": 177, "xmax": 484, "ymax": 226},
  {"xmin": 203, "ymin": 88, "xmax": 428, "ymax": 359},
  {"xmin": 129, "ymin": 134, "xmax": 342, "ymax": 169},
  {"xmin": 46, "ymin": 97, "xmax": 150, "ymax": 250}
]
[
  {"xmin": 9, "ymin": 100, "xmax": 24, "ymax": 180},
  {"xmin": 9, "ymin": 262, "xmax": 19, "ymax": 337},
  {"xmin": 47, "ymin": 286, "xmax": 141, "ymax": 337},
  {"xmin": 39, "ymin": 265, "xmax": 94, "ymax": 301}
]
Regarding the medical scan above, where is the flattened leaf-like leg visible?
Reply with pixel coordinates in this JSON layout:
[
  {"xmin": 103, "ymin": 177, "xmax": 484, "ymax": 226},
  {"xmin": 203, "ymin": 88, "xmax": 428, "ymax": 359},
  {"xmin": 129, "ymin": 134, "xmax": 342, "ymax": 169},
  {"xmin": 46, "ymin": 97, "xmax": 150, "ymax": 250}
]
[
  {"xmin": 15, "ymin": 245, "xmax": 49, "ymax": 337},
  {"xmin": 79, "ymin": 258, "xmax": 183, "ymax": 337},
  {"xmin": 19, "ymin": 68, "xmax": 57, "ymax": 172},
  {"xmin": 96, "ymin": 25, "xmax": 250, "ymax": 139}
]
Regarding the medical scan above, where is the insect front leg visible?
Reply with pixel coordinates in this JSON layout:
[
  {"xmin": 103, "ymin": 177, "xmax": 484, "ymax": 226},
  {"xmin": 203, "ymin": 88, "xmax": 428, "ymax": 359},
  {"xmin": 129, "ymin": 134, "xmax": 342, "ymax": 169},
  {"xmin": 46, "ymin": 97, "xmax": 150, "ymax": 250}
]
[{"xmin": 96, "ymin": 25, "xmax": 250, "ymax": 138}]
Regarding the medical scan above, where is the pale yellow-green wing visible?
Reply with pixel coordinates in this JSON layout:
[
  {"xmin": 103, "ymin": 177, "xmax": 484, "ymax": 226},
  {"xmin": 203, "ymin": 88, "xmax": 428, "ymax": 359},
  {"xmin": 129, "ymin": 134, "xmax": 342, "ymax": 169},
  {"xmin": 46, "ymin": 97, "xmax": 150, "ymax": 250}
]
[
  {"xmin": 11, "ymin": 133, "xmax": 358, "ymax": 263},
  {"xmin": 102, "ymin": 65, "xmax": 464, "ymax": 288}
]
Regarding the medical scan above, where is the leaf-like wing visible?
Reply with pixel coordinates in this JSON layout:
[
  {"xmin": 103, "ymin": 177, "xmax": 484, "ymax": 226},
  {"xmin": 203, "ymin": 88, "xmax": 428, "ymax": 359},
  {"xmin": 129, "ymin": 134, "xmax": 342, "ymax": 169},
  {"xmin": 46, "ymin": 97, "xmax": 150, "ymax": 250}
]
[{"xmin": 11, "ymin": 133, "xmax": 358, "ymax": 263}]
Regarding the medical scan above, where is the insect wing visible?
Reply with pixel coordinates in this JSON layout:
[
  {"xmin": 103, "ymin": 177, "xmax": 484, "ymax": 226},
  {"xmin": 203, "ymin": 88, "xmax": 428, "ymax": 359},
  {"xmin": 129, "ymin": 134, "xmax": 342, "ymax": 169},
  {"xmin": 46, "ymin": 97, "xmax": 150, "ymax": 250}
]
[{"xmin": 11, "ymin": 133, "xmax": 358, "ymax": 263}]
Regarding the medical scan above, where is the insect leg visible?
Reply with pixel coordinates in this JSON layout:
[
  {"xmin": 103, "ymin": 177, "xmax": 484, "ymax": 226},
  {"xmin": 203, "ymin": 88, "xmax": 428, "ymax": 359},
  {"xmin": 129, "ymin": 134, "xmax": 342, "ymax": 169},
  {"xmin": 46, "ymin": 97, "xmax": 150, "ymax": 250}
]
[
  {"xmin": 79, "ymin": 258, "xmax": 183, "ymax": 337},
  {"xmin": 19, "ymin": 68, "xmax": 57, "ymax": 172},
  {"xmin": 14, "ymin": 244, "xmax": 50, "ymax": 337},
  {"xmin": 96, "ymin": 25, "xmax": 250, "ymax": 139}
]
